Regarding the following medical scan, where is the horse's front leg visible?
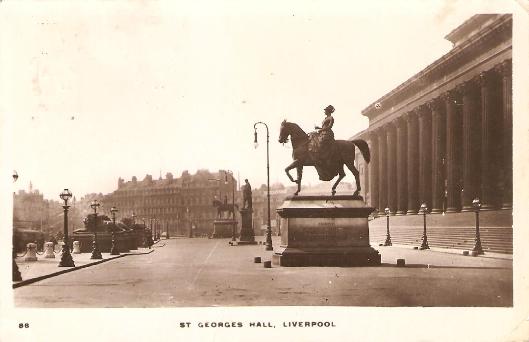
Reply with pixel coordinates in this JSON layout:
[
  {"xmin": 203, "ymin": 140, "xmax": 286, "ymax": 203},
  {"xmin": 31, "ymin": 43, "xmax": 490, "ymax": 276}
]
[
  {"xmin": 285, "ymin": 160, "xmax": 300, "ymax": 183},
  {"xmin": 331, "ymin": 166, "xmax": 345, "ymax": 196},
  {"xmin": 294, "ymin": 166, "xmax": 303, "ymax": 195}
]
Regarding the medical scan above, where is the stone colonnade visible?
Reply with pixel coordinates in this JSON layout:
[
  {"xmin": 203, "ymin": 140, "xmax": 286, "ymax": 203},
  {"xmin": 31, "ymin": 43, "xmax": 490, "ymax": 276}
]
[{"xmin": 368, "ymin": 60, "xmax": 512, "ymax": 214}]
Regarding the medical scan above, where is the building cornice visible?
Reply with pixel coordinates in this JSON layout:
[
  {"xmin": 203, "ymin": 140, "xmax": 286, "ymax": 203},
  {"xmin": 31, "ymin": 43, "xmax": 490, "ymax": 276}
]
[{"xmin": 361, "ymin": 14, "xmax": 511, "ymax": 121}]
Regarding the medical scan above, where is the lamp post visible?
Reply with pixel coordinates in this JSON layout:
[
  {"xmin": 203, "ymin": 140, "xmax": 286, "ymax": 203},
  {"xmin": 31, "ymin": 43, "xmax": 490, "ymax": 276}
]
[
  {"xmin": 132, "ymin": 212, "xmax": 136, "ymax": 225},
  {"xmin": 141, "ymin": 217, "xmax": 147, "ymax": 247},
  {"xmin": 110, "ymin": 206, "xmax": 120, "ymax": 255},
  {"xmin": 187, "ymin": 207, "xmax": 193, "ymax": 238},
  {"xmin": 12, "ymin": 171, "xmax": 22, "ymax": 281},
  {"xmin": 254, "ymin": 121, "xmax": 273, "ymax": 251},
  {"xmin": 384, "ymin": 207, "xmax": 392, "ymax": 246},
  {"xmin": 90, "ymin": 200, "xmax": 102, "ymax": 259},
  {"xmin": 225, "ymin": 170, "xmax": 236, "ymax": 241},
  {"xmin": 58, "ymin": 189, "xmax": 75, "ymax": 267},
  {"xmin": 472, "ymin": 198, "xmax": 484, "ymax": 255},
  {"xmin": 419, "ymin": 203, "xmax": 430, "ymax": 250},
  {"xmin": 150, "ymin": 218, "xmax": 154, "ymax": 241}
]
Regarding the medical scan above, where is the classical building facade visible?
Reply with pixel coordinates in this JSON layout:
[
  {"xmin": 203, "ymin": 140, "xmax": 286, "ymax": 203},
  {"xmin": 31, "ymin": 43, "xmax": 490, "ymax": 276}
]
[
  {"xmin": 354, "ymin": 14, "xmax": 512, "ymax": 215},
  {"xmin": 102, "ymin": 170, "xmax": 238, "ymax": 236}
]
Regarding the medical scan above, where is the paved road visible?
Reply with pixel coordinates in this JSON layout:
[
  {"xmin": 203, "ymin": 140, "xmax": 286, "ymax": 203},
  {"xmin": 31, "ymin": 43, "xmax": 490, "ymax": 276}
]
[{"xmin": 14, "ymin": 237, "xmax": 512, "ymax": 307}]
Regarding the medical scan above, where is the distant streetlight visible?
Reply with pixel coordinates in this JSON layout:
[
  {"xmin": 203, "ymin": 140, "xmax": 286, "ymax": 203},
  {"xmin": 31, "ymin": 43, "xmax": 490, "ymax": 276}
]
[
  {"xmin": 254, "ymin": 121, "xmax": 272, "ymax": 251},
  {"xmin": 110, "ymin": 206, "xmax": 120, "ymax": 256},
  {"xmin": 472, "ymin": 198, "xmax": 484, "ymax": 255},
  {"xmin": 187, "ymin": 208, "xmax": 193, "ymax": 238},
  {"xmin": 384, "ymin": 207, "xmax": 392, "ymax": 247},
  {"xmin": 59, "ymin": 189, "xmax": 75, "ymax": 267},
  {"xmin": 419, "ymin": 203, "xmax": 430, "ymax": 250},
  {"xmin": 90, "ymin": 200, "xmax": 102, "ymax": 259},
  {"xmin": 131, "ymin": 212, "xmax": 136, "ymax": 225},
  {"xmin": 225, "ymin": 170, "xmax": 236, "ymax": 241}
]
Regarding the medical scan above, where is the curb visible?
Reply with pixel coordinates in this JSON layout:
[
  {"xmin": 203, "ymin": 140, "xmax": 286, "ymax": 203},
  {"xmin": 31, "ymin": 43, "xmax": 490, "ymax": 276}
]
[
  {"xmin": 13, "ymin": 249, "xmax": 154, "ymax": 289},
  {"xmin": 374, "ymin": 244, "xmax": 512, "ymax": 260}
]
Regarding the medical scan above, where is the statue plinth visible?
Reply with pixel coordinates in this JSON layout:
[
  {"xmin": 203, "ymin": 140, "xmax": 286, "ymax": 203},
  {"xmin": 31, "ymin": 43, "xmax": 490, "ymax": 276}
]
[
  {"xmin": 272, "ymin": 195, "xmax": 381, "ymax": 267},
  {"xmin": 236, "ymin": 208, "xmax": 257, "ymax": 245},
  {"xmin": 212, "ymin": 219, "xmax": 237, "ymax": 239}
]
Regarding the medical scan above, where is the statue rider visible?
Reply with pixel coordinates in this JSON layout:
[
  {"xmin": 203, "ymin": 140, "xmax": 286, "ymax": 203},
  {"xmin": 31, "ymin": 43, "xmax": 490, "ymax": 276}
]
[
  {"xmin": 315, "ymin": 105, "xmax": 335, "ymax": 149},
  {"xmin": 242, "ymin": 179, "xmax": 252, "ymax": 210}
]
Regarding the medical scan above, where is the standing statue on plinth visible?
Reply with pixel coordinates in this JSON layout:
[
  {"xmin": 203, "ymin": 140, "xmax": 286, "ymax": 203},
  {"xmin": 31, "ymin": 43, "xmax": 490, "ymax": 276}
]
[
  {"xmin": 278, "ymin": 105, "xmax": 371, "ymax": 196},
  {"xmin": 238, "ymin": 178, "xmax": 257, "ymax": 245},
  {"xmin": 242, "ymin": 179, "xmax": 252, "ymax": 210}
]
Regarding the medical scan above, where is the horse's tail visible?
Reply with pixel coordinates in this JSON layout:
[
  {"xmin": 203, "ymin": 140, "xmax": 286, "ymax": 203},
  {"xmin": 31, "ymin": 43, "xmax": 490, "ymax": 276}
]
[{"xmin": 352, "ymin": 139, "xmax": 371, "ymax": 164}]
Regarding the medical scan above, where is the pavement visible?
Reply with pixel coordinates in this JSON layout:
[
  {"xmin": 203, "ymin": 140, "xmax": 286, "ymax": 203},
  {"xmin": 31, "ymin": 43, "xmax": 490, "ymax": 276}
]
[
  {"xmin": 13, "ymin": 236, "xmax": 512, "ymax": 307},
  {"xmin": 13, "ymin": 241, "xmax": 162, "ymax": 288}
]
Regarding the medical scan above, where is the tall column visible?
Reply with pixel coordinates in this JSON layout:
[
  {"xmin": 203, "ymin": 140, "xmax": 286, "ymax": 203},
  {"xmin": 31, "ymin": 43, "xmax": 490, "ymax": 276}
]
[
  {"xmin": 377, "ymin": 127, "xmax": 387, "ymax": 212},
  {"xmin": 460, "ymin": 78, "xmax": 481, "ymax": 211},
  {"xmin": 479, "ymin": 70, "xmax": 500, "ymax": 210},
  {"xmin": 499, "ymin": 60, "xmax": 512, "ymax": 209},
  {"xmin": 430, "ymin": 98, "xmax": 446, "ymax": 213},
  {"xmin": 406, "ymin": 113, "xmax": 419, "ymax": 214},
  {"xmin": 396, "ymin": 117, "xmax": 408, "ymax": 215},
  {"xmin": 387, "ymin": 123, "xmax": 397, "ymax": 214},
  {"xmin": 418, "ymin": 106, "xmax": 432, "ymax": 210},
  {"xmin": 369, "ymin": 130, "xmax": 380, "ymax": 211},
  {"xmin": 444, "ymin": 90, "xmax": 462, "ymax": 212}
]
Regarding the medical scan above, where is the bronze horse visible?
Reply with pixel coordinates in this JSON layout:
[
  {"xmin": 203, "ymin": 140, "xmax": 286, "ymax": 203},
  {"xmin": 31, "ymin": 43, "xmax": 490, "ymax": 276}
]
[
  {"xmin": 212, "ymin": 199, "xmax": 238, "ymax": 219},
  {"xmin": 278, "ymin": 120, "xmax": 370, "ymax": 196}
]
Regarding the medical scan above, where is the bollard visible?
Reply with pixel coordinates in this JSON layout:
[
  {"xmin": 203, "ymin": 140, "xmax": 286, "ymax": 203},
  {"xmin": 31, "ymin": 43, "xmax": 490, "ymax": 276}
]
[
  {"xmin": 44, "ymin": 242, "xmax": 55, "ymax": 258},
  {"xmin": 72, "ymin": 241, "xmax": 81, "ymax": 254},
  {"xmin": 263, "ymin": 261, "xmax": 272, "ymax": 268},
  {"xmin": 25, "ymin": 243, "xmax": 38, "ymax": 262},
  {"xmin": 396, "ymin": 259, "xmax": 405, "ymax": 267},
  {"xmin": 254, "ymin": 257, "xmax": 261, "ymax": 263}
]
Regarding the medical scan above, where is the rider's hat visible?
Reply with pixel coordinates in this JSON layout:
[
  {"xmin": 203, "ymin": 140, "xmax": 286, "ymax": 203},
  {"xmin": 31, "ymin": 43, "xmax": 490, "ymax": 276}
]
[{"xmin": 325, "ymin": 105, "xmax": 335, "ymax": 113}]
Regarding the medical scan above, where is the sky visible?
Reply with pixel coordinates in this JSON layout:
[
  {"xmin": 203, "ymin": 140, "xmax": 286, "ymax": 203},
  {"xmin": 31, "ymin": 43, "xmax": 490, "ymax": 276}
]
[{"xmin": 0, "ymin": 0, "xmax": 516, "ymax": 200}]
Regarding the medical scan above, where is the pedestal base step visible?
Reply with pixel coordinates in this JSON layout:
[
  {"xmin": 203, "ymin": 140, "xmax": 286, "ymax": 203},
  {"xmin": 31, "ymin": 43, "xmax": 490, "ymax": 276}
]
[
  {"xmin": 272, "ymin": 246, "xmax": 381, "ymax": 267},
  {"xmin": 236, "ymin": 240, "xmax": 258, "ymax": 245}
]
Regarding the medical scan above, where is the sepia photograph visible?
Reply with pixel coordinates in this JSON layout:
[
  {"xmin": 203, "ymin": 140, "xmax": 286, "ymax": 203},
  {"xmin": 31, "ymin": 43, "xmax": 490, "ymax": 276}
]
[{"xmin": 1, "ymin": 0, "xmax": 528, "ymax": 341}]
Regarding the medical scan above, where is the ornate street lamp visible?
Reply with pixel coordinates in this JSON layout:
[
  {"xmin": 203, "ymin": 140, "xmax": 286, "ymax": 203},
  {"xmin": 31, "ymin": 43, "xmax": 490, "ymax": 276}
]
[
  {"xmin": 419, "ymin": 203, "xmax": 430, "ymax": 250},
  {"xmin": 384, "ymin": 207, "xmax": 392, "ymax": 246},
  {"xmin": 131, "ymin": 212, "xmax": 136, "ymax": 225},
  {"xmin": 254, "ymin": 121, "xmax": 273, "ymax": 251},
  {"xmin": 58, "ymin": 189, "xmax": 75, "ymax": 267},
  {"xmin": 12, "ymin": 171, "xmax": 22, "ymax": 281},
  {"xmin": 90, "ymin": 200, "xmax": 102, "ymax": 259},
  {"xmin": 187, "ymin": 207, "xmax": 193, "ymax": 238},
  {"xmin": 472, "ymin": 198, "xmax": 484, "ymax": 255},
  {"xmin": 110, "ymin": 206, "xmax": 120, "ymax": 255},
  {"xmin": 141, "ymin": 217, "xmax": 148, "ymax": 247},
  {"xmin": 225, "ymin": 170, "xmax": 236, "ymax": 241}
]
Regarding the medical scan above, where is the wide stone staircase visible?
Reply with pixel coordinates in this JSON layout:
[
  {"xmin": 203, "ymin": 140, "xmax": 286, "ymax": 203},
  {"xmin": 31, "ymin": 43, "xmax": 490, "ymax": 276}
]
[{"xmin": 368, "ymin": 209, "xmax": 512, "ymax": 254}]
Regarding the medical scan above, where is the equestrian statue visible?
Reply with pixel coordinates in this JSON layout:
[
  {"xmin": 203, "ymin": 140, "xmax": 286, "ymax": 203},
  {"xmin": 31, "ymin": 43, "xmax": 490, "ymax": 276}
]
[
  {"xmin": 278, "ymin": 105, "xmax": 370, "ymax": 196},
  {"xmin": 212, "ymin": 196, "xmax": 238, "ymax": 219}
]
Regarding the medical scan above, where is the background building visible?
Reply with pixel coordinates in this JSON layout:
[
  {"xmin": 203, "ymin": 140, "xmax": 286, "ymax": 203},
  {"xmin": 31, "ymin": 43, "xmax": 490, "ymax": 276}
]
[
  {"xmin": 352, "ymin": 14, "xmax": 512, "ymax": 253},
  {"xmin": 102, "ymin": 170, "xmax": 238, "ymax": 236},
  {"xmin": 354, "ymin": 14, "xmax": 512, "ymax": 215}
]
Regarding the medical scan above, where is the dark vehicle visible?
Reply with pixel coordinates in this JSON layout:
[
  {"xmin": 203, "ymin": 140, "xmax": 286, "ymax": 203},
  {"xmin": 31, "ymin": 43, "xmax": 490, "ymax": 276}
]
[{"xmin": 13, "ymin": 229, "xmax": 46, "ymax": 253}]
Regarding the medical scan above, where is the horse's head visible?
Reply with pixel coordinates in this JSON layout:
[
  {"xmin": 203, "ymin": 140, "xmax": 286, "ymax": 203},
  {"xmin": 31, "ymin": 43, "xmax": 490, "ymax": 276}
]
[{"xmin": 278, "ymin": 119, "xmax": 290, "ymax": 144}]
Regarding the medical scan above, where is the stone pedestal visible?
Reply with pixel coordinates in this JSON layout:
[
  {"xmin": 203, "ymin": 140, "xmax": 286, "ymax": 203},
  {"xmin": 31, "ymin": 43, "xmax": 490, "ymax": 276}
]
[
  {"xmin": 237, "ymin": 208, "xmax": 257, "ymax": 245},
  {"xmin": 272, "ymin": 195, "xmax": 381, "ymax": 267},
  {"xmin": 212, "ymin": 219, "xmax": 237, "ymax": 238}
]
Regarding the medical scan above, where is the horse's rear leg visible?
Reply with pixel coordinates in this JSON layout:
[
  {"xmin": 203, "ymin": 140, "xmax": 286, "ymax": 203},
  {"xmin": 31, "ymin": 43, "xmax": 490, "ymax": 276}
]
[
  {"xmin": 345, "ymin": 161, "xmax": 361, "ymax": 196},
  {"xmin": 331, "ymin": 166, "xmax": 346, "ymax": 196}
]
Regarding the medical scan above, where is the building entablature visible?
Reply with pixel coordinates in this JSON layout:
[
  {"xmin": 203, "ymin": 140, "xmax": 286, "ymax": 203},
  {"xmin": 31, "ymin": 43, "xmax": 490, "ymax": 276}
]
[{"xmin": 361, "ymin": 14, "xmax": 511, "ymax": 131}]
